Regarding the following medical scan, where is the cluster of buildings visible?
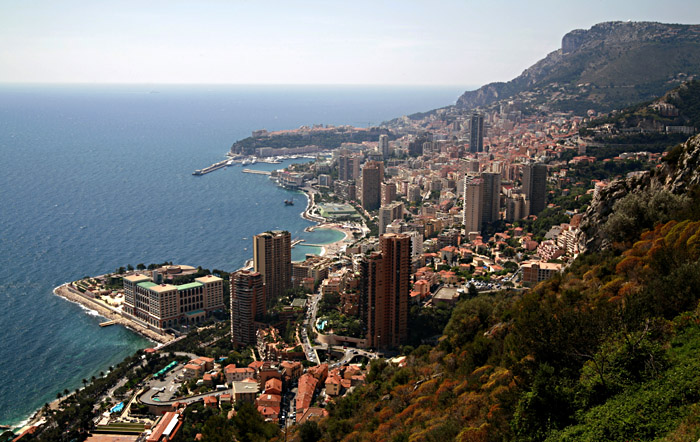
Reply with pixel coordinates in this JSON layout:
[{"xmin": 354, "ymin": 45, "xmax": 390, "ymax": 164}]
[{"xmin": 230, "ymin": 228, "xmax": 414, "ymax": 351}]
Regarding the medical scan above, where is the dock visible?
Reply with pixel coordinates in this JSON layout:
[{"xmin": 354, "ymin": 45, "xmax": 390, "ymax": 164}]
[
  {"xmin": 291, "ymin": 239, "xmax": 305, "ymax": 247},
  {"xmin": 99, "ymin": 320, "xmax": 117, "ymax": 327},
  {"xmin": 242, "ymin": 168, "xmax": 272, "ymax": 175}
]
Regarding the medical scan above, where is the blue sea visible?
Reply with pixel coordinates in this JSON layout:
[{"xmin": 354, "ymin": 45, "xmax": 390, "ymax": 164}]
[{"xmin": 0, "ymin": 84, "xmax": 465, "ymax": 427}]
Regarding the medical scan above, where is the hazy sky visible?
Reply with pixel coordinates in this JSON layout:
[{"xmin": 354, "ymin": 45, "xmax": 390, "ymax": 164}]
[{"xmin": 2, "ymin": 0, "xmax": 700, "ymax": 86}]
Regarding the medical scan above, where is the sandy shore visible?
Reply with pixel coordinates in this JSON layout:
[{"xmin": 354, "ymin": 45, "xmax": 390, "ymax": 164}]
[
  {"xmin": 306, "ymin": 223, "xmax": 354, "ymax": 257},
  {"xmin": 54, "ymin": 284, "xmax": 174, "ymax": 345},
  {"xmin": 297, "ymin": 187, "xmax": 357, "ymax": 257}
]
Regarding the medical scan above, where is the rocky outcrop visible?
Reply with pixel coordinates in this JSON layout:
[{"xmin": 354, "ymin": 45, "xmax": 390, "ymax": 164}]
[
  {"xmin": 577, "ymin": 171, "xmax": 652, "ymax": 253},
  {"xmin": 578, "ymin": 133, "xmax": 700, "ymax": 253},
  {"xmin": 663, "ymin": 134, "xmax": 700, "ymax": 194},
  {"xmin": 457, "ymin": 21, "xmax": 700, "ymax": 112}
]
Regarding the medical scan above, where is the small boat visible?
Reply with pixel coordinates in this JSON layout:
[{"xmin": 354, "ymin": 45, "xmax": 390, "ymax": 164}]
[{"xmin": 284, "ymin": 199, "xmax": 294, "ymax": 206}]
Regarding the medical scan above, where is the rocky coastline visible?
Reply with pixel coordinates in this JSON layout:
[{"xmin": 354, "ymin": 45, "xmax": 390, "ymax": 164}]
[{"xmin": 53, "ymin": 283, "xmax": 174, "ymax": 345}]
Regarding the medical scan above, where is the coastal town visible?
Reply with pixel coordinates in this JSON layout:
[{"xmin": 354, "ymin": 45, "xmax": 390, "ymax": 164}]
[{"xmin": 11, "ymin": 89, "xmax": 667, "ymax": 442}]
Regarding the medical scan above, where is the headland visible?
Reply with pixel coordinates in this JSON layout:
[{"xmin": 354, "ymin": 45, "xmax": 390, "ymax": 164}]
[{"xmin": 53, "ymin": 283, "xmax": 173, "ymax": 345}]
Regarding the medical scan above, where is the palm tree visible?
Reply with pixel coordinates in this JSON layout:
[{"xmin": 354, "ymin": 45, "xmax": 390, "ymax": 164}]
[{"xmin": 82, "ymin": 378, "xmax": 88, "ymax": 387}]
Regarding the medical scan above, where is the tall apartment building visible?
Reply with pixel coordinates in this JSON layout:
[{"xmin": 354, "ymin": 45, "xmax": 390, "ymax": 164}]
[
  {"xmin": 123, "ymin": 271, "xmax": 224, "ymax": 333},
  {"xmin": 480, "ymin": 172, "xmax": 502, "ymax": 225},
  {"xmin": 463, "ymin": 175, "xmax": 483, "ymax": 234},
  {"xmin": 360, "ymin": 161, "xmax": 384, "ymax": 211},
  {"xmin": 253, "ymin": 230, "xmax": 291, "ymax": 305},
  {"xmin": 505, "ymin": 193, "xmax": 530, "ymax": 222},
  {"xmin": 386, "ymin": 220, "xmax": 424, "ymax": 259},
  {"xmin": 231, "ymin": 270, "xmax": 265, "ymax": 347},
  {"xmin": 470, "ymin": 113, "xmax": 484, "ymax": 153},
  {"xmin": 408, "ymin": 134, "xmax": 428, "ymax": 157},
  {"xmin": 337, "ymin": 154, "xmax": 361, "ymax": 182},
  {"xmin": 379, "ymin": 134, "xmax": 389, "ymax": 159},
  {"xmin": 362, "ymin": 233, "xmax": 411, "ymax": 349},
  {"xmin": 407, "ymin": 185, "xmax": 422, "ymax": 203},
  {"xmin": 522, "ymin": 163, "xmax": 547, "ymax": 215},
  {"xmin": 381, "ymin": 182, "xmax": 396, "ymax": 205},
  {"xmin": 378, "ymin": 201, "xmax": 404, "ymax": 235}
]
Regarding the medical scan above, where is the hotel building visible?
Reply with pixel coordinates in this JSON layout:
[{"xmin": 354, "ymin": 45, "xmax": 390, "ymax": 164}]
[{"xmin": 123, "ymin": 271, "xmax": 224, "ymax": 333}]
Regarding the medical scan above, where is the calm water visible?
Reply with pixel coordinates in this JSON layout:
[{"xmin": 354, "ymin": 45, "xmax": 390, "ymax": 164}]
[{"xmin": 0, "ymin": 84, "xmax": 464, "ymax": 427}]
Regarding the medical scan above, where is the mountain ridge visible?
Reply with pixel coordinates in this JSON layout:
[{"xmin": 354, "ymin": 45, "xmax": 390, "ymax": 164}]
[{"xmin": 456, "ymin": 21, "xmax": 700, "ymax": 113}]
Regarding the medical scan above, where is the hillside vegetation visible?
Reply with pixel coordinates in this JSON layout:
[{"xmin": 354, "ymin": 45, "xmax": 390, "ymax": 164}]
[{"xmin": 292, "ymin": 134, "xmax": 700, "ymax": 442}]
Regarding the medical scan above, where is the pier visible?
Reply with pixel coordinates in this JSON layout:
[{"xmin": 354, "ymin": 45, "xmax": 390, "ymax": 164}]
[
  {"xmin": 242, "ymin": 168, "xmax": 272, "ymax": 175},
  {"xmin": 291, "ymin": 239, "xmax": 305, "ymax": 247},
  {"xmin": 192, "ymin": 159, "xmax": 231, "ymax": 176},
  {"xmin": 99, "ymin": 320, "xmax": 117, "ymax": 327}
]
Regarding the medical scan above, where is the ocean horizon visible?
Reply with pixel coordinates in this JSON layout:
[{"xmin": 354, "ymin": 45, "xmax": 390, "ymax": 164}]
[{"xmin": 0, "ymin": 84, "xmax": 466, "ymax": 427}]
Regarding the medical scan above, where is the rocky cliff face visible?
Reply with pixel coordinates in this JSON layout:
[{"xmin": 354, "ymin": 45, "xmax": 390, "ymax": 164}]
[
  {"xmin": 577, "ymin": 133, "xmax": 700, "ymax": 253},
  {"xmin": 576, "ymin": 170, "xmax": 653, "ymax": 253},
  {"xmin": 457, "ymin": 21, "xmax": 700, "ymax": 112},
  {"xmin": 663, "ymin": 134, "xmax": 700, "ymax": 194}
]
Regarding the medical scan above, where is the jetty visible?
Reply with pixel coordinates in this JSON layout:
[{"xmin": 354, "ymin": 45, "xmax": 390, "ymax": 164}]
[
  {"xmin": 291, "ymin": 239, "xmax": 305, "ymax": 247},
  {"xmin": 193, "ymin": 159, "xmax": 232, "ymax": 176},
  {"xmin": 99, "ymin": 320, "xmax": 117, "ymax": 327},
  {"xmin": 242, "ymin": 168, "xmax": 272, "ymax": 175}
]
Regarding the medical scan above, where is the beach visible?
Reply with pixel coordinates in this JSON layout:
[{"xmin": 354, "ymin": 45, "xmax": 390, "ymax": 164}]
[{"xmin": 299, "ymin": 187, "xmax": 358, "ymax": 256}]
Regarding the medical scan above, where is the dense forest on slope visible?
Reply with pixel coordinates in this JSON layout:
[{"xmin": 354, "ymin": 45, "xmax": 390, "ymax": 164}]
[{"xmin": 291, "ymin": 135, "xmax": 700, "ymax": 442}]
